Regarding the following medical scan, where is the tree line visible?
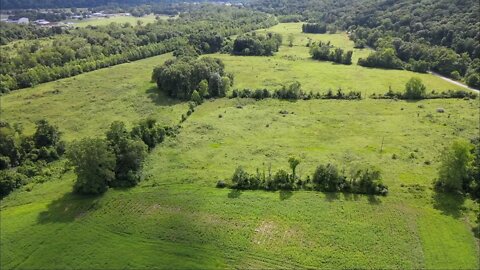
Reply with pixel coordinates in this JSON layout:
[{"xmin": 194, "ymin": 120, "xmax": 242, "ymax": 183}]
[
  {"xmin": 231, "ymin": 81, "xmax": 362, "ymax": 100},
  {"xmin": 370, "ymin": 77, "xmax": 478, "ymax": 100},
  {"xmin": 302, "ymin": 23, "xmax": 327, "ymax": 34},
  {"xmin": 218, "ymin": 157, "xmax": 388, "ymax": 196},
  {"xmin": 0, "ymin": 120, "xmax": 65, "ymax": 197},
  {"xmin": 309, "ymin": 41, "xmax": 353, "ymax": 65}
]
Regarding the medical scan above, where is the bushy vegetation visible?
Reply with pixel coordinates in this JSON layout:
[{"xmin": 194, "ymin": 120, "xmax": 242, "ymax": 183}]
[
  {"xmin": 152, "ymin": 56, "xmax": 233, "ymax": 100},
  {"xmin": 302, "ymin": 23, "xmax": 327, "ymax": 34},
  {"xmin": 371, "ymin": 77, "xmax": 478, "ymax": 100},
  {"xmin": 231, "ymin": 82, "xmax": 362, "ymax": 100},
  {"xmin": 67, "ymin": 118, "xmax": 166, "ymax": 195},
  {"xmin": 435, "ymin": 138, "xmax": 480, "ymax": 201},
  {"xmin": 309, "ymin": 41, "xmax": 353, "ymax": 65},
  {"xmin": 224, "ymin": 158, "xmax": 387, "ymax": 196},
  {"xmin": 358, "ymin": 48, "xmax": 404, "ymax": 70},
  {"xmin": 0, "ymin": 120, "xmax": 65, "ymax": 197},
  {"xmin": 232, "ymin": 32, "xmax": 282, "ymax": 56}
]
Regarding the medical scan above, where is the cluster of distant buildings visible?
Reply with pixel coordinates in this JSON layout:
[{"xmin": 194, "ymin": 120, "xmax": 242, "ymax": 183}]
[{"xmin": 0, "ymin": 17, "xmax": 75, "ymax": 28}]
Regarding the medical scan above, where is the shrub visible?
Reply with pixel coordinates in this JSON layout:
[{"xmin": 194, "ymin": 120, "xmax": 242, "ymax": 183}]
[
  {"xmin": 404, "ymin": 77, "xmax": 426, "ymax": 99},
  {"xmin": 312, "ymin": 164, "xmax": 344, "ymax": 191},
  {"xmin": 0, "ymin": 170, "xmax": 28, "ymax": 198},
  {"xmin": 273, "ymin": 169, "xmax": 294, "ymax": 190},
  {"xmin": 131, "ymin": 118, "xmax": 165, "ymax": 150}
]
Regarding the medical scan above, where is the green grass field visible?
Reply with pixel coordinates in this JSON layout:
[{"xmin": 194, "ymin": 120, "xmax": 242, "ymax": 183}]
[
  {"xmin": 0, "ymin": 53, "xmax": 186, "ymax": 140},
  {"xmin": 209, "ymin": 23, "xmax": 469, "ymax": 94},
  {"xmin": 1, "ymin": 23, "xmax": 479, "ymax": 269},
  {"xmin": 68, "ymin": 14, "xmax": 157, "ymax": 27}
]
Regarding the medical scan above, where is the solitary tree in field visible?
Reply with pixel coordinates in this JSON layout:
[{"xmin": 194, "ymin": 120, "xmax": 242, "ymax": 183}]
[
  {"xmin": 287, "ymin": 34, "xmax": 295, "ymax": 47},
  {"xmin": 404, "ymin": 77, "xmax": 426, "ymax": 99},
  {"xmin": 438, "ymin": 140, "xmax": 474, "ymax": 191},
  {"xmin": 288, "ymin": 157, "xmax": 300, "ymax": 180},
  {"xmin": 67, "ymin": 138, "xmax": 116, "ymax": 195}
]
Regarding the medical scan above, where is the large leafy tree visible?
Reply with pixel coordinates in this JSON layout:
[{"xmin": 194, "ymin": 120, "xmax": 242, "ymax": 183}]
[
  {"xmin": 68, "ymin": 138, "xmax": 116, "ymax": 195},
  {"xmin": 438, "ymin": 140, "xmax": 474, "ymax": 191}
]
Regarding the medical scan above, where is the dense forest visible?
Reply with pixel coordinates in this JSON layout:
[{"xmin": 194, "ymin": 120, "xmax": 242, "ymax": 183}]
[{"xmin": 0, "ymin": 5, "xmax": 276, "ymax": 93}]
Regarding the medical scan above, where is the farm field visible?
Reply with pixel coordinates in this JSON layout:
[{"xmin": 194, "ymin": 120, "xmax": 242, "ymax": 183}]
[
  {"xmin": 210, "ymin": 23, "xmax": 470, "ymax": 94},
  {"xmin": 67, "ymin": 14, "xmax": 158, "ymax": 27},
  {"xmin": 1, "ymin": 22, "xmax": 479, "ymax": 269},
  {"xmin": 1, "ymin": 98, "xmax": 479, "ymax": 269},
  {"xmin": 0, "ymin": 53, "xmax": 185, "ymax": 140}
]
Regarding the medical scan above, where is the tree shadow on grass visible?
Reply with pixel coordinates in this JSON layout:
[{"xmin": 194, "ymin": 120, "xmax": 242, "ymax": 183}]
[
  {"xmin": 37, "ymin": 192, "xmax": 102, "ymax": 224},
  {"xmin": 323, "ymin": 192, "xmax": 340, "ymax": 202},
  {"xmin": 342, "ymin": 192, "xmax": 360, "ymax": 202},
  {"xmin": 432, "ymin": 191, "xmax": 465, "ymax": 219},
  {"xmin": 367, "ymin": 195, "xmax": 382, "ymax": 205},
  {"xmin": 279, "ymin": 190, "xmax": 293, "ymax": 201},
  {"xmin": 227, "ymin": 189, "xmax": 242, "ymax": 199},
  {"xmin": 146, "ymin": 86, "xmax": 184, "ymax": 107},
  {"xmin": 323, "ymin": 192, "xmax": 382, "ymax": 204}
]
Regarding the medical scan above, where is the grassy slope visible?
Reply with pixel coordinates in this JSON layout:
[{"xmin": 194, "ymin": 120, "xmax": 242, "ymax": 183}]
[
  {"xmin": 68, "ymin": 14, "xmax": 157, "ymax": 27},
  {"xmin": 212, "ymin": 23, "xmax": 469, "ymax": 94},
  {"xmin": 0, "ymin": 53, "xmax": 185, "ymax": 141},
  {"xmin": 1, "ymin": 23, "xmax": 479, "ymax": 269}
]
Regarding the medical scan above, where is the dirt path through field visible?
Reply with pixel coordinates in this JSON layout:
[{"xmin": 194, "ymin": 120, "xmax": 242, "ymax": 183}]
[{"xmin": 428, "ymin": 71, "xmax": 479, "ymax": 92}]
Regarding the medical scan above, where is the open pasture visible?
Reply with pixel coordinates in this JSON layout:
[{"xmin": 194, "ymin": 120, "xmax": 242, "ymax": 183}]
[{"xmin": 211, "ymin": 23, "xmax": 469, "ymax": 94}]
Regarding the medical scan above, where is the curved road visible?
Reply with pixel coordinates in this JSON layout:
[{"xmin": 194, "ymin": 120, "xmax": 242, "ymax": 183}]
[{"xmin": 428, "ymin": 71, "xmax": 479, "ymax": 92}]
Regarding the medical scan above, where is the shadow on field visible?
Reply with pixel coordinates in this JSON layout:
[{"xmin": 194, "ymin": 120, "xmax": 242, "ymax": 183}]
[
  {"xmin": 37, "ymin": 192, "xmax": 102, "ymax": 224},
  {"xmin": 323, "ymin": 192, "xmax": 382, "ymax": 204},
  {"xmin": 279, "ymin": 190, "xmax": 293, "ymax": 201},
  {"xmin": 432, "ymin": 191, "xmax": 465, "ymax": 219},
  {"xmin": 227, "ymin": 189, "xmax": 242, "ymax": 199},
  {"xmin": 146, "ymin": 86, "xmax": 184, "ymax": 106},
  {"xmin": 323, "ymin": 192, "xmax": 340, "ymax": 202}
]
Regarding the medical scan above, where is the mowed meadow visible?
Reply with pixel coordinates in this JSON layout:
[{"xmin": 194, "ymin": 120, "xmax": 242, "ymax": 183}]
[{"xmin": 1, "ymin": 23, "xmax": 479, "ymax": 269}]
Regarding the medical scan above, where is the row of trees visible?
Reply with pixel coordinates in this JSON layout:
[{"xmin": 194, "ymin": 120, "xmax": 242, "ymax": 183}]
[
  {"xmin": 231, "ymin": 83, "xmax": 362, "ymax": 100},
  {"xmin": 302, "ymin": 23, "xmax": 327, "ymax": 34},
  {"xmin": 0, "ymin": 120, "xmax": 64, "ymax": 197},
  {"xmin": 232, "ymin": 32, "xmax": 282, "ymax": 56},
  {"xmin": 152, "ymin": 56, "xmax": 233, "ymax": 100},
  {"xmin": 1, "ymin": 38, "xmax": 186, "ymax": 92},
  {"xmin": 371, "ymin": 77, "xmax": 478, "ymax": 100},
  {"xmin": 309, "ymin": 41, "xmax": 353, "ymax": 65},
  {"xmin": 68, "ymin": 119, "xmax": 166, "ymax": 194},
  {"xmin": 357, "ymin": 48, "xmax": 403, "ymax": 70},
  {"xmin": 222, "ymin": 158, "xmax": 388, "ymax": 196}
]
